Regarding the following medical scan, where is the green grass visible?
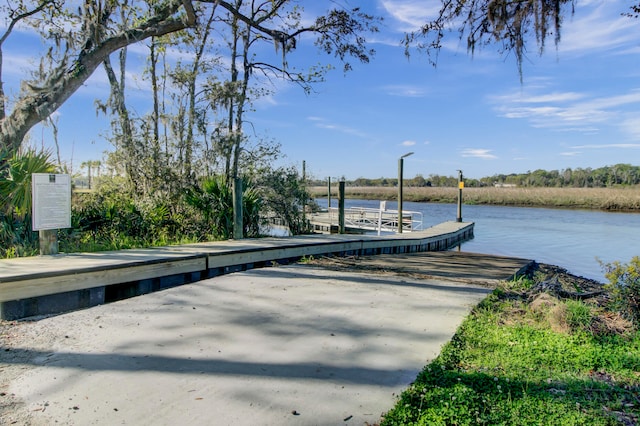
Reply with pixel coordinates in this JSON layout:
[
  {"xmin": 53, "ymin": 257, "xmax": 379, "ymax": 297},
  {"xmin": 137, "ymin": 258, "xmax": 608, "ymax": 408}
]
[{"xmin": 382, "ymin": 283, "xmax": 640, "ymax": 425}]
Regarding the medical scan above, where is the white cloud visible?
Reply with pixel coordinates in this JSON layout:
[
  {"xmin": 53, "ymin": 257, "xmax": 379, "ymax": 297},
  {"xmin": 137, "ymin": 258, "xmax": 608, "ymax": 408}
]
[
  {"xmin": 571, "ymin": 143, "xmax": 640, "ymax": 149},
  {"xmin": 621, "ymin": 117, "xmax": 640, "ymax": 139},
  {"xmin": 461, "ymin": 148, "xmax": 497, "ymax": 159},
  {"xmin": 308, "ymin": 117, "xmax": 368, "ymax": 138},
  {"xmin": 382, "ymin": 84, "xmax": 428, "ymax": 97},
  {"xmin": 517, "ymin": 92, "xmax": 585, "ymax": 104},
  {"xmin": 491, "ymin": 85, "xmax": 640, "ymax": 136},
  {"xmin": 557, "ymin": 3, "xmax": 640, "ymax": 56},
  {"xmin": 401, "ymin": 140, "xmax": 416, "ymax": 146},
  {"xmin": 379, "ymin": 0, "xmax": 441, "ymax": 32}
]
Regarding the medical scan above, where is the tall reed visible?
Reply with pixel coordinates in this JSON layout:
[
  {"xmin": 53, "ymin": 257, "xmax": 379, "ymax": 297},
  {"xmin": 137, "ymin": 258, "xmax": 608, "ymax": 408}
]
[{"xmin": 308, "ymin": 186, "xmax": 640, "ymax": 211}]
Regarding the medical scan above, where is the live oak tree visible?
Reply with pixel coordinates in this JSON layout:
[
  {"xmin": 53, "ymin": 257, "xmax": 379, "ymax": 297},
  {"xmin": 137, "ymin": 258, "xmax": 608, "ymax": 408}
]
[
  {"xmin": 0, "ymin": 0, "xmax": 197, "ymax": 174},
  {"xmin": 0, "ymin": 0, "xmax": 378, "ymax": 204}
]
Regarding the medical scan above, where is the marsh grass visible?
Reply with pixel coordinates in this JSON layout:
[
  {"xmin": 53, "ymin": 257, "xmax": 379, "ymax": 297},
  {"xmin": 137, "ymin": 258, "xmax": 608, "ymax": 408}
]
[
  {"xmin": 381, "ymin": 279, "xmax": 640, "ymax": 425},
  {"xmin": 309, "ymin": 186, "xmax": 640, "ymax": 211}
]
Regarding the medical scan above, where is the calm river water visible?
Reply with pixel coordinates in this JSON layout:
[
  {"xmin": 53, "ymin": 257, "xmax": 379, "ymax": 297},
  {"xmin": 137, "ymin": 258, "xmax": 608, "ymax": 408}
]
[{"xmin": 315, "ymin": 198, "xmax": 640, "ymax": 283}]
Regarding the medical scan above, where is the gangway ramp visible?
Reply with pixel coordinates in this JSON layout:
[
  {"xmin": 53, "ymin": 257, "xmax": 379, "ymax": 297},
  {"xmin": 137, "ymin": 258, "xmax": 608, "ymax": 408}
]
[{"xmin": 309, "ymin": 206, "xmax": 423, "ymax": 234}]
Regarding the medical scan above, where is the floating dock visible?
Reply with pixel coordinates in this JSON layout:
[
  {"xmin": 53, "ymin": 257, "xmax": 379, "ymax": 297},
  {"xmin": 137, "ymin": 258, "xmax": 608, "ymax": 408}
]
[{"xmin": 0, "ymin": 221, "xmax": 474, "ymax": 320}]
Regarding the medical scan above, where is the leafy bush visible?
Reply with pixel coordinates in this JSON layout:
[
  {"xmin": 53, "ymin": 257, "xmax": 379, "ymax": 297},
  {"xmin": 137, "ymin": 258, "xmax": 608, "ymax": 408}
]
[
  {"xmin": 602, "ymin": 257, "xmax": 640, "ymax": 326},
  {"xmin": 257, "ymin": 166, "xmax": 313, "ymax": 235}
]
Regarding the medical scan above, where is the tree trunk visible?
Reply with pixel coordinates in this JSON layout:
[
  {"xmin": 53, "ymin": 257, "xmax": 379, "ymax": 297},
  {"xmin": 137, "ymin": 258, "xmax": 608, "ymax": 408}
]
[
  {"xmin": 149, "ymin": 38, "xmax": 161, "ymax": 180},
  {"xmin": 103, "ymin": 54, "xmax": 138, "ymax": 192}
]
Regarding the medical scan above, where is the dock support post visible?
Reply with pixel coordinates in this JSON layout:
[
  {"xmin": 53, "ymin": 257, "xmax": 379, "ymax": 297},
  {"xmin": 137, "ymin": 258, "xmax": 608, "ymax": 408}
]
[
  {"xmin": 338, "ymin": 180, "xmax": 345, "ymax": 234},
  {"xmin": 302, "ymin": 161, "xmax": 307, "ymax": 222},
  {"xmin": 327, "ymin": 177, "xmax": 331, "ymax": 209}
]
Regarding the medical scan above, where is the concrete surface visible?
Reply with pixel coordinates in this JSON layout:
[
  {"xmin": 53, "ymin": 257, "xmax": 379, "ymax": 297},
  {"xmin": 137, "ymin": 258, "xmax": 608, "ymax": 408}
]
[{"xmin": 2, "ymin": 264, "xmax": 491, "ymax": 425}]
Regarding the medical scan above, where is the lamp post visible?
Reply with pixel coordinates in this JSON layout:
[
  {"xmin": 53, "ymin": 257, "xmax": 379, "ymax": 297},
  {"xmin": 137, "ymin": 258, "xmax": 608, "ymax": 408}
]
[
  {"xmin": 398, "ymin": 151, "xmax": 414, "ymax": 233},
  {"xmin": 457, "ymin": 169, "xmax": 464, "ymax": 223}
]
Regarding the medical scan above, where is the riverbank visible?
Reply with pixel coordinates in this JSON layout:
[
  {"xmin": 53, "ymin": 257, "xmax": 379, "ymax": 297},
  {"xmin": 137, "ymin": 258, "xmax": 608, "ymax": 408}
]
[
  {"xmin": 309, "ymin": 186, "xmax": 640, "ymax": 211},
  {"xmin": 380, "ymin": 261, "xmax": 639, "ymax": 425}
]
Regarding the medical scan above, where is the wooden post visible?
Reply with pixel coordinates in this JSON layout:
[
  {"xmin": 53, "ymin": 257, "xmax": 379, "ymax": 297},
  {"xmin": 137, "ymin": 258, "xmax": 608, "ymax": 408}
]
[
  {"xmin": 302, "ymin": 160, "xmax": 306, "ymax": 221},
  {"xmin": 39, "ymin": 229, "xmax": 58, "ymax": 255},
  {"xmin": 338, "ymin": 180, "xmax": 345, "ymax": 234},
  {"xmin": 232, "ymin": 177, "xmax": 243, "ymax": 239},
  {"xmin": 327, "ymin": 177, "xmax": 331, "ymax": 209}
]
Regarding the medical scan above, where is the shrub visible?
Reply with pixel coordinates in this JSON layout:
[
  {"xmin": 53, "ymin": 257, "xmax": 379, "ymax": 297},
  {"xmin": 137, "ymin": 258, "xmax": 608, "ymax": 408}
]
[{"xmin": 601, "ymin": 257, "xmax": 640, "ymax": 326}]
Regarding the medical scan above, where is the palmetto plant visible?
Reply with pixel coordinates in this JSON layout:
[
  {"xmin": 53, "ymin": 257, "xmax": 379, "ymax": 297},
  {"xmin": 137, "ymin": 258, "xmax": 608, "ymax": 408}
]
[
  {"xmin": 0, "ymin": 149, "xmax": 56, "ymax": 257},
  {"xmin": 0, "ymin": 149, "xmax": 57, "ymax": 218},
  {"xmin": 185, "ymin": 175, "xmax": 261, "ymax": 239}
]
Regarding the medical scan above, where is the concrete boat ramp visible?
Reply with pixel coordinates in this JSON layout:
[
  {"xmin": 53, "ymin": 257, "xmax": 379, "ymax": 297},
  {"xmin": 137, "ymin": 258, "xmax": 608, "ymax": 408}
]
[{"xmin": 0, "ymin": 221, "xmax": 534, "ymax": 425}]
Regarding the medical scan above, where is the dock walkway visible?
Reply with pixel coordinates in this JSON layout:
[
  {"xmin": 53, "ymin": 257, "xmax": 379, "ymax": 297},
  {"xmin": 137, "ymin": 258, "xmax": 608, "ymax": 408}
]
[{"xmin": 0, "ymin": 221, "xmax": 474, "ymax": 320}]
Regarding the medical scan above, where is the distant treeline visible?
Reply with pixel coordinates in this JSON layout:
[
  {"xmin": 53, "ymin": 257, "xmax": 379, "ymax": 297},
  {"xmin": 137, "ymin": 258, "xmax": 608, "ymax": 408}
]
[{"xmin": 310, "ymin": 164, "xmax": 640, "ymax": 188}]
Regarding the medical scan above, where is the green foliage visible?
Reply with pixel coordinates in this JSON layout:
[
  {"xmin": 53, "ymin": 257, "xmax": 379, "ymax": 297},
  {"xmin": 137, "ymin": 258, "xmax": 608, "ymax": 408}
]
[
  {"xmin": 185, "ymin": 175, "xmax": 262, "ymax": 240},
  {"xmin": 0, "ymin": 149, "xmax": 56, "ymax": 258},
  {"xmin": 602, "ymin": 257, "xmax": 640, "ymax": 326},
  {"xmin": 59, "ymin": 178, "xmax": 199, "ymax": 253},
  {"xmin": 258, "ymin": 166, "xmax": 312, "ymax": 235},
  {"xmin": 564, "ymin": 300, "xmax": 594, "ymax": 332},
  {"xmin": 0, "ymin": 149, "xmax": 56, "ymax": 218},
  {"xmin": 382, "ymin": 287, "xmax": 640, "ymax": 425}
]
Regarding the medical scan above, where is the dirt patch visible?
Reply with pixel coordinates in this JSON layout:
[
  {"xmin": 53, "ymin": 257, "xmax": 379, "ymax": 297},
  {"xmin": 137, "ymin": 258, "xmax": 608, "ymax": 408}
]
[{"xmin": 304, "ymin": 251, "xmax": 532, "ymax": 286}]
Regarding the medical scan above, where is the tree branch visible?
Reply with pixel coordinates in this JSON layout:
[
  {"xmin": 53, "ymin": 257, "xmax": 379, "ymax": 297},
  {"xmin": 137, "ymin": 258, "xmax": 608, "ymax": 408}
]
[{"xmin": 0, "ymin": 1, "xmax": 194, "ymax": 159}]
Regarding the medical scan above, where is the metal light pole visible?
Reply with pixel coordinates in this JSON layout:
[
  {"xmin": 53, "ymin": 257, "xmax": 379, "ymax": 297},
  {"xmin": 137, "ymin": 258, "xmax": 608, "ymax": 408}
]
[
  {"xmin": 397, "ymin": 152, "xmax": 414, "ymax": 233},
  {"xmin": 457, "ymin": 169, "xmax": 464, "ymax": 223},
  {"xmin": 338, "ymin": 180, "xmax": 345, "ymax": 234}
]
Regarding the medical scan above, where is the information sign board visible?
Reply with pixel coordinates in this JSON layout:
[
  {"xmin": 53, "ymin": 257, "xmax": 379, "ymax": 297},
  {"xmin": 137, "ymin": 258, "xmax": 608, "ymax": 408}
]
[{"xmin": 32, "ymin": 173, "xmax": 71, "ymax": 231}]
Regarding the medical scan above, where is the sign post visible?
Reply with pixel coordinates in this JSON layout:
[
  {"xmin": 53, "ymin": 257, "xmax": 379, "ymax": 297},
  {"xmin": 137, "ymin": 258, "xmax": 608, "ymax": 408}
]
[{"xmin": 32, "ymin": 173, "xmax": 71, "ymax": 255}]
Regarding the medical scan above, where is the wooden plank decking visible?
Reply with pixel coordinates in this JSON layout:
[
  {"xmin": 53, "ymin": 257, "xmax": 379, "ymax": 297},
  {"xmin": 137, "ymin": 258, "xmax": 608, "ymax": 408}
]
[{"xmin": 0, "ymin": 221, "xmax": 476, "ymax": 319}]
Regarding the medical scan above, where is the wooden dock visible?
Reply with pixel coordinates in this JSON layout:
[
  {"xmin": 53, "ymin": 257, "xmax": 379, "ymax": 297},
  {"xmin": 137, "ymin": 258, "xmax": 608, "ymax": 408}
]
[{"xmin": 0, "ymin": 221, "xmax": 474, "ymax": 320}]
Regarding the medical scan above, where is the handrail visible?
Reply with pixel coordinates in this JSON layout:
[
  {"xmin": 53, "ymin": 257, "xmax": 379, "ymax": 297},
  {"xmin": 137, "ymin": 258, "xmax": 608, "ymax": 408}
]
[{"xmin": 327, "ymin": 206, "xmax": 423, "ymax": 234}]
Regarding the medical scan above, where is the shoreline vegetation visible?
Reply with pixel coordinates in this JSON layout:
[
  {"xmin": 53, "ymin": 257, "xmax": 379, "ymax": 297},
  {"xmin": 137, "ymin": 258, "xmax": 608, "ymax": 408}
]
[
  {"xmin": 381, "ymin": 262, "xmax": 640, "ymax": 425},
  {"xmin": 308, "ymin": 186, "xmax": 640, "ymax": 212}
]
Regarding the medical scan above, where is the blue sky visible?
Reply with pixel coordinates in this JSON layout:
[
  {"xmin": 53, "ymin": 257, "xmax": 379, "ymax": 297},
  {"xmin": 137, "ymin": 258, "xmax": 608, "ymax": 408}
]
[{"xmin": 4, "ymin": 0, "xmax": 640, "ymax": 180}]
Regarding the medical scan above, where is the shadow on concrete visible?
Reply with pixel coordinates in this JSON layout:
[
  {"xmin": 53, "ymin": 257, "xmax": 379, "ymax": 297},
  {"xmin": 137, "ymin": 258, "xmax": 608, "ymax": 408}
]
[
  {"xmin": 0, "ymin": 348, "xmax": 414, "ymax": 387},
  {"xmin": 244, "ymin": 266, "xmax": 494, "ymax": 294}
]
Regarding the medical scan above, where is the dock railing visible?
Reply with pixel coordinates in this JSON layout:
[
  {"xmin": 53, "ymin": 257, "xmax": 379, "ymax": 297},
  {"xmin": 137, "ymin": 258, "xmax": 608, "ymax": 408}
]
[{"xmin": 327, "ymin": 206, "xmax": 423, "ymax": 234}]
